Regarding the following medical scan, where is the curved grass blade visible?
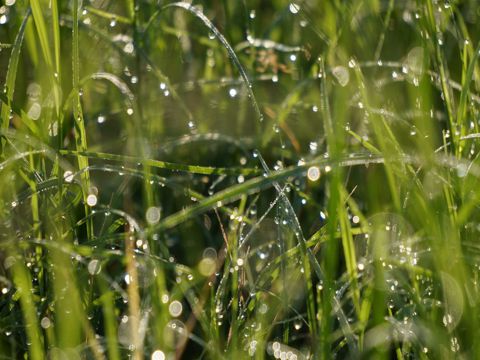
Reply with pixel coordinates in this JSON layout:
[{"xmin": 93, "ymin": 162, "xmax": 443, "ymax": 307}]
[
  {"xmin": 59, "ymin": 150, "xmax": 261, "ymax": 176},
  {"xmin": 161, "ymin": 2, "xmax": 264, "ymax": 123},
  {"xmin": 0, "ymin": 8, "xmax": 31, "ymax": 151}
]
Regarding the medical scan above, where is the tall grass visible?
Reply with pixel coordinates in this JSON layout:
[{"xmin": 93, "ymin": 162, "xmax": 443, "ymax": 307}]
[{"xmin": 1, "ymin": 0, "xmax": 480, "ymax": 359}]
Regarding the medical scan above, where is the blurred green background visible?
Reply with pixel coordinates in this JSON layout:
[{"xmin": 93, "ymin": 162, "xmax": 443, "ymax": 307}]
[{"xmin": 1, "ymin": 0, "xmax": 480, "ymax": 359}]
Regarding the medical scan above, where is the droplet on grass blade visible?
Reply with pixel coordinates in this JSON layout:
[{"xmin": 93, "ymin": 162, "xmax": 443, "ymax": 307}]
[
  {"xmin": 27, "ymin": 103, "xmax": 41, "ymax": 120},
  {"xmin": 87, "ymin": 259, "xmax": 101, "ymax": 275},
  {"xmin": 40, "ymin": 317, "xmax": 51, "ymax": 329},
  {"xmin": 289, "ymin": 3, "xmax": 300, "ymax": 14},
  {"xmin": 86, "ymin": 194, "xmax": 97, "ymax": 207},
  {"xmin": 151, "ymin": 350, "xmax": 165, "ymax": 360},
  {"xmin": 164, "ymin": 320, "xmax": 188, "ymax": 349},
  {"xmin": 63, "ymin": 171, "xmax": 74, "ymax": 183},
  {"xmin": 168, "ymin": 300, "xmax": 183, "ymax": 317},
  {"xmin": 146, "ymin": 206, "xmax": 161, "ymax": 224},
  {"xmin": 332, "ymin": 66, "xmax": 350, "ymax": 87}
]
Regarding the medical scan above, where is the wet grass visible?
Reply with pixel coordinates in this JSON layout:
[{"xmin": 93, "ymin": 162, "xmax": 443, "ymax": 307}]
[{"xmin": 1, "ymin": 0, "xmax": 480, "ymax": 359}]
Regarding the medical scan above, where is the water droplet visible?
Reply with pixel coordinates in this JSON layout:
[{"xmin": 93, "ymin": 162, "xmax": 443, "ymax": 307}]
[
  {"xmin": 249, "ymin": 10, "xmax": 256, "ymax": 19},
  {"xmin": 307, "ymin": 166, "xmax": 320, "ymax": 181},
  {"xmin": 332, "ymin": 66, "xmax": 350, "ymax": 86},
  {"xmin": 40, "ymin": 317, "xmax": 51, "ymax": 329},
  {"xmin": 187, "ymin": 121, "xmax": 197, "ymax": 133},
  {"xmin": 86, "ymin": 194, "xmax": 97, "ymax": 207},
  {"xmin": 87, "ymin": 259, "xmax": 101, "ymax": 275},
  {"xmin": 151, "ymin": 350, "xmax": 165, "ymax": 360},
  {"xmin": 169, "ymin": 300, "xmax": 183, "ymax": 317},
  {"xmin": 228, "ymin": 88, "xmax": 238, "ymax": 98},
  {"xmin": 208, "ymin": 31, "xmax": 216, "ymax": 40},
  {"xmin": 124, "ymin": 42, "xmax": 134, "ymax": 54},
  {"xmin": 126, "ymin": 108, "xmax": 134, "ymax": 116},
  {"xmin": 289, "ymin": 3, "xmax": 300, "ymax": 14},
  {"xmin": 164, "ymin": 320, "xmax": 188, "ymax": 349},
  {"xmin": 48, "ymin": 121, "xmax": 58, "ymax": 136},
  {"xmin": 27, "ymin": 102, "xmax": 42, "ymax": 120},
  {"xmin": 97, "ymin": 114, "xmax": 106, "ymax": 124},
  {"xmin": 63, "ymin": 170, "xmax": 74, "ymax": 183},
  {"xmin": 457, "ymin": 164, "xmax": 468, "ymax": 178},
  {"xmin": 110, "ymin": 18, "xmax": 117, "ymax": 27},
  {"xmin": 146, "ymin": 206, "xmax": 161, "ymax": 224},
  {"xmin": 309, "ymin": 141, "xmax": 318, "ymax": 153}
]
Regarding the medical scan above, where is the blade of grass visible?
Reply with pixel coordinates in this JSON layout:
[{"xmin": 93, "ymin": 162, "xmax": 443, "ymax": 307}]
[{"xmin": 0, "ymin": 8, "xmax": 31, "ymax": 153}]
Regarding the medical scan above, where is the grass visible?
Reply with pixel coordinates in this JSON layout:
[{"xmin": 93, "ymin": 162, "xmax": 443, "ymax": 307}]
[{"xmin": 1, "ymin": 0, "xmax": 480, "ymax": 358}]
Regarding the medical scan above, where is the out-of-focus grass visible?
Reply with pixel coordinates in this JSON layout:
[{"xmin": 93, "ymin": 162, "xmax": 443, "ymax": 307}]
[{"xmin": 1, "ymin": 0, "xmax": 480, "ymax": 359}]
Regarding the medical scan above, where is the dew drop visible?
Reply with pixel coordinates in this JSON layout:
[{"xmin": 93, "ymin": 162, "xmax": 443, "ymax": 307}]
[
  {"xmin": 87, "ymin": 259, "xmax": 101, "ymax": 275},
  {"xmin": 27, "ymin": 102, "xmax": 42, "ymax": 120},
  {"xmin": 40, "ymin": 317, "xmax": 51, "ymax": 329},
  {"xmin": 289, "ymin": 3, "xmax": 300, "ymax": 14},
  {"xmin": 151, "ymin": 350, "xmax": 165, "ymax": 360},
  {"xmin": 86, "ymin": 194, "xmax": 97, "ymax": 207},
  {"xmin": 123, "ymin": 42, "xmax": 134, "ymax": 54},
  {"xmin": 307, "ymin": 166, "xmax": 320, "ymax": 181},
  {"xmin": 187, "ymin": 121, "xmax": 197, "ymax": 133},
  {"xmin": 63, "ymin": 171, "xmax": 74, "ymax": 183},
  {"xmin": 332, "ymin": 66, "xmax": 350, "ymax": 87},
  {"xmin": 146, "ymin": 206, "xmax": 161, "ymax": 224},
  {"xmin": 169, "ymin": 300, "xmax": 183, "ymax": 317}
]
